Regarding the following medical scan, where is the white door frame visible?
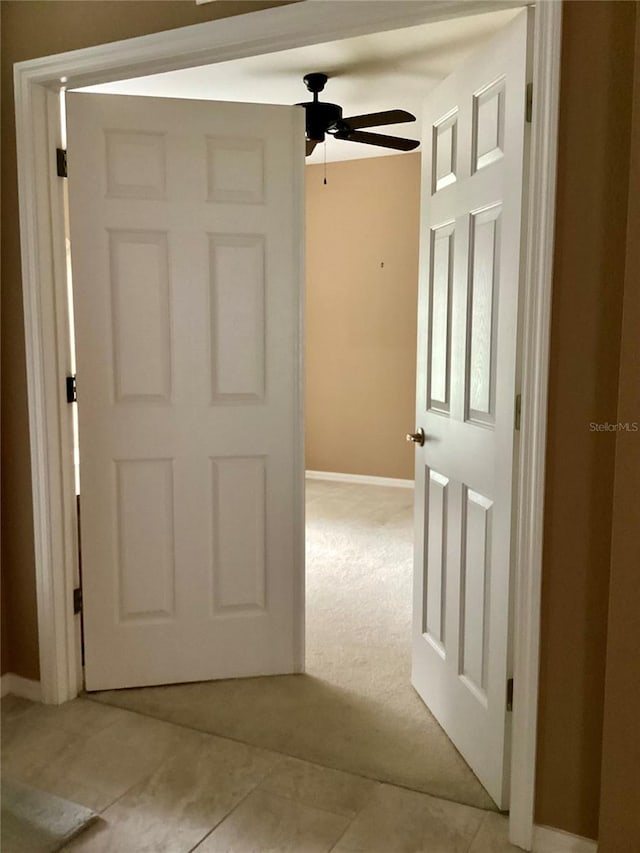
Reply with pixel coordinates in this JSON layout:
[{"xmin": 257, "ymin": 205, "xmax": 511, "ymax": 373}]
[{"xmin": 14, "ymin": 2, "xmax": 561, "ymax": 848}]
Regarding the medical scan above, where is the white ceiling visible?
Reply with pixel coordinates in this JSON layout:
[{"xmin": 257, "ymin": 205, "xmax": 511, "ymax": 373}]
[{"xmin": 77, "ymin": 7, "xmax": 521, "ymax": 163}]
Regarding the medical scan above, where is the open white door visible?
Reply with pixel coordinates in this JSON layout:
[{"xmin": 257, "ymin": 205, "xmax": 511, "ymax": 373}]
[
  {"xmin": 66, "ymin": 92, "xmax": 304, "ymax": 691},
  {"xmin": 411, "ymin": 10, "xmax": 530, "ymax": 809}
]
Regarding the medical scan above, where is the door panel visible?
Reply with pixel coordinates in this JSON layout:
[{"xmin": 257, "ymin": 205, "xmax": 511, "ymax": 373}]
[
  {"xmin": 427, "ymin": 223, "xmax": 454, "ymax": 414},
  {"xmin": 209, "ymin": 234, "xmax": 265, "ymax": 400},
  {"xmin": 424, "ymin": 469, "xmax": 448, "ymax": 651},
  {"xmin": 411, "ymin": 10, "xmax": 530, "ymax": 808},
  {"xmin": 115, "ymin": 458, "xmax": 176, "ymax": 623},
  {"xmin": 467, "ymin": 204, "xmax": 501, "ymax": 424},
  {"xmin": 211, "ymin": 456, "xmax": 266, "ymax": 612},
  {"xmin": 66, "ymin": 92, "xmax": 304, "ymax": 691}
]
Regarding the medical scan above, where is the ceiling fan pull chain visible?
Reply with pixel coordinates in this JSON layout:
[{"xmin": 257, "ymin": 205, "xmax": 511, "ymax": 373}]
[{"xmin": 323, "ymin": 140, "xmax": 328, "ymax": 186}]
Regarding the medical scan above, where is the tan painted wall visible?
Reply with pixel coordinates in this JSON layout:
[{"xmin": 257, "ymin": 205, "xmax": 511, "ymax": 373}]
[
  {"xmin": 305, "ymin": 155, "xmax": 420, "ymax": 480},
  {"xmin": 534, "ymin": 0, "xmax": 637, "ymax": 840},
  {"xmin": 1, "ymin": 1, "xmax": 639, "ymax": 844},
  {"xmin": 598, "ymin": 8, "xmax": 640, "ymax": 852}
]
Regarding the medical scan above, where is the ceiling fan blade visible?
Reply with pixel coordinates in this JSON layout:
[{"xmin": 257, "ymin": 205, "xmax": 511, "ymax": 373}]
[
  {"xmin": 334, "ymin": 130, "xmax": 419, "ymax": 152},
  {"xmin": 341, "ymin": 109, "xmax": 416, "ymax": 130},
  {"xmin": 306, "ymin": 139, "xmax": 318, "ymax": 156}
]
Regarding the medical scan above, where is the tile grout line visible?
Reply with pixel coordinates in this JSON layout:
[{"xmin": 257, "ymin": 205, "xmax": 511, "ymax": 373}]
[
  {"xmin": 185, "ymin": 784, "xmax": 369, "ymax": 853},
  {"xmin": 327, "ymin": 815, "xmax": 357, "ymax": 853},
  {"xmin": 189, "ymin": 748, "xmax": 376, "ymax": 853},
  {"xmin": 180, "ymin": 752, "xmax": 310, "ymax": 852},
  {"xmin": 185, "ymin": 778, "xmax": 269, "ymax": 853},
  {"xmin": 325, "ymin": 784, "xmax": 380, "ymax": 853},
  {"xmin": 90, "ymin": 738, "xmax": 292, "ymax": 851},
  {"xmin": 72, "ymin": 737, "xmax": 291, "ymax": 851},
  {"xmin": 74, "ymin": 721, "xmax": 179, "ymax": 818},
  {"xmin": 466, "ymin": 810, "xmax": 491, "ymax": 853},
  {"xmin": 251, "ymin": 785, "xmax": 367, "ymax": 822}
]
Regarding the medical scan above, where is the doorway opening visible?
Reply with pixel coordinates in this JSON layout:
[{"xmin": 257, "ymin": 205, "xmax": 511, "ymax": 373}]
[
  {"xmin": 15, "ymin": 1, "xmax": 562, "ymax": 846},
  {"xmin": 62, "ymin": 6, "xmax": 521, "ymax": 814}
]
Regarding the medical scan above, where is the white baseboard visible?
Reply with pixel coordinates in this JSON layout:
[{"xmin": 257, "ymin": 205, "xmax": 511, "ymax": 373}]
[
  {"xmin": 306, "ymin": 470, "xmax": 414, "ymax": 489},
  {"xmin": 534, "ymin": 825, "xmax": 597, "ymax": 853},
  {"xmin": 0, "ymin": 673, "xmax": 42, "ymax": 702}
]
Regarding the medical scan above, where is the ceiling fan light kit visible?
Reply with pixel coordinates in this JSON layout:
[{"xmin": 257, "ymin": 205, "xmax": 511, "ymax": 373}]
[{"xmin": 296, "ymin": 72, "xmax": 420, "ymax": 157}]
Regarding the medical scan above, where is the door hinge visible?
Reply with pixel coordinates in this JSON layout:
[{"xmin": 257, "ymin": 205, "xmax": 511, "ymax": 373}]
[
  {"xmin": 525, "ymin": 82, "xmax": 533, "ymax": 124},
  {"xmin": 507, "ymin": 677, "xmax": 514, "ymax": 712},
  {"xmin": 66, "ymin": 374, "xmax": 77, "ymax": 403},
  {"xmin": 56, "ymin": 148, "xmax": 68, "ymax": 178},
  {"xmin": 73, "ymin": 587, "xmax": 83, "ymax": 615},
  {"xmin": 515, "ymin": 393, "xmax": 522, "ymax": 431}
]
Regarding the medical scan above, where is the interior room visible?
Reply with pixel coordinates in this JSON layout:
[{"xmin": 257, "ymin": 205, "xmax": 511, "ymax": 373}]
[{"xmin": 52, "ymin": 5, "xmax": 521, "ymax": 814}]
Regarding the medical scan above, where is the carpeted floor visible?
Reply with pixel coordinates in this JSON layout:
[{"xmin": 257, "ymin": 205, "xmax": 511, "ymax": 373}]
[{"xmin": 90, "ymin": 479, "xmax": 495, "ymax": 811}]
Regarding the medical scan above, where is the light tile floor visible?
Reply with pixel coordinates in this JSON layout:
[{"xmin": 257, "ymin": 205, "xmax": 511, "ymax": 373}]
[{"xmin": 1, "ymin": 695, "xmax": 519, "ymax": 852}]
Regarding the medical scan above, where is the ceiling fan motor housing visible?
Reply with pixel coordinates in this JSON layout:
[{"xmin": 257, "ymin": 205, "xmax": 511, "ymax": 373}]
[{"xmin": 297, "ymin": 100, "xmax": 343, "ymax": 142}]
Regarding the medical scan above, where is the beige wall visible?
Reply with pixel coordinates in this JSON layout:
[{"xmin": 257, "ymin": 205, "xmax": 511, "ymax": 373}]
[
  {"xmin": 598, "ymin": 8, "xmax": 640, "ymax": 852},
  {"xmin": 534, "ymin": 1, "xmax": 637, "ymax": 840},
  {"xmin": 305, "ymin": 155, "xmax": 420, "ymax": 480},
  {"xmin": 2, "ymin": 1, "xmax": 639, "ymax": 845}
]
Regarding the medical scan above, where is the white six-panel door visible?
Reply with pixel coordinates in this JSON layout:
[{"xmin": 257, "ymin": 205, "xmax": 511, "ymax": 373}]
[
  {"xmin": 411, "ymin": 10, "xmax": 530, "ymax": 808},
  {"xmin": 66, "ymin": 92, "xmax": 304, "ymax": 691}
]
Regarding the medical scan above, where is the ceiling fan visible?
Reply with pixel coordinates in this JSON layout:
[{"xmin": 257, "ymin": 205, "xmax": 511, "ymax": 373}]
[{"xmin": 296, "ymin": 72, "xmax": 420, "ymax": 157}]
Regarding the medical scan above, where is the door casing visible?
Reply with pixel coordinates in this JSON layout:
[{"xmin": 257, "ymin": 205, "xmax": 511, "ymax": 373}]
[{"xmin": 14, "ymin": 2, "xmax": 562, "ymax": 848}]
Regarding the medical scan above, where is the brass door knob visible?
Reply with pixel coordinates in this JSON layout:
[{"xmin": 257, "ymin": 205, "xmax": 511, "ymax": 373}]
[{"xmin": 406, "ymin": 428, "xmax": 425, "ymax": 447}]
